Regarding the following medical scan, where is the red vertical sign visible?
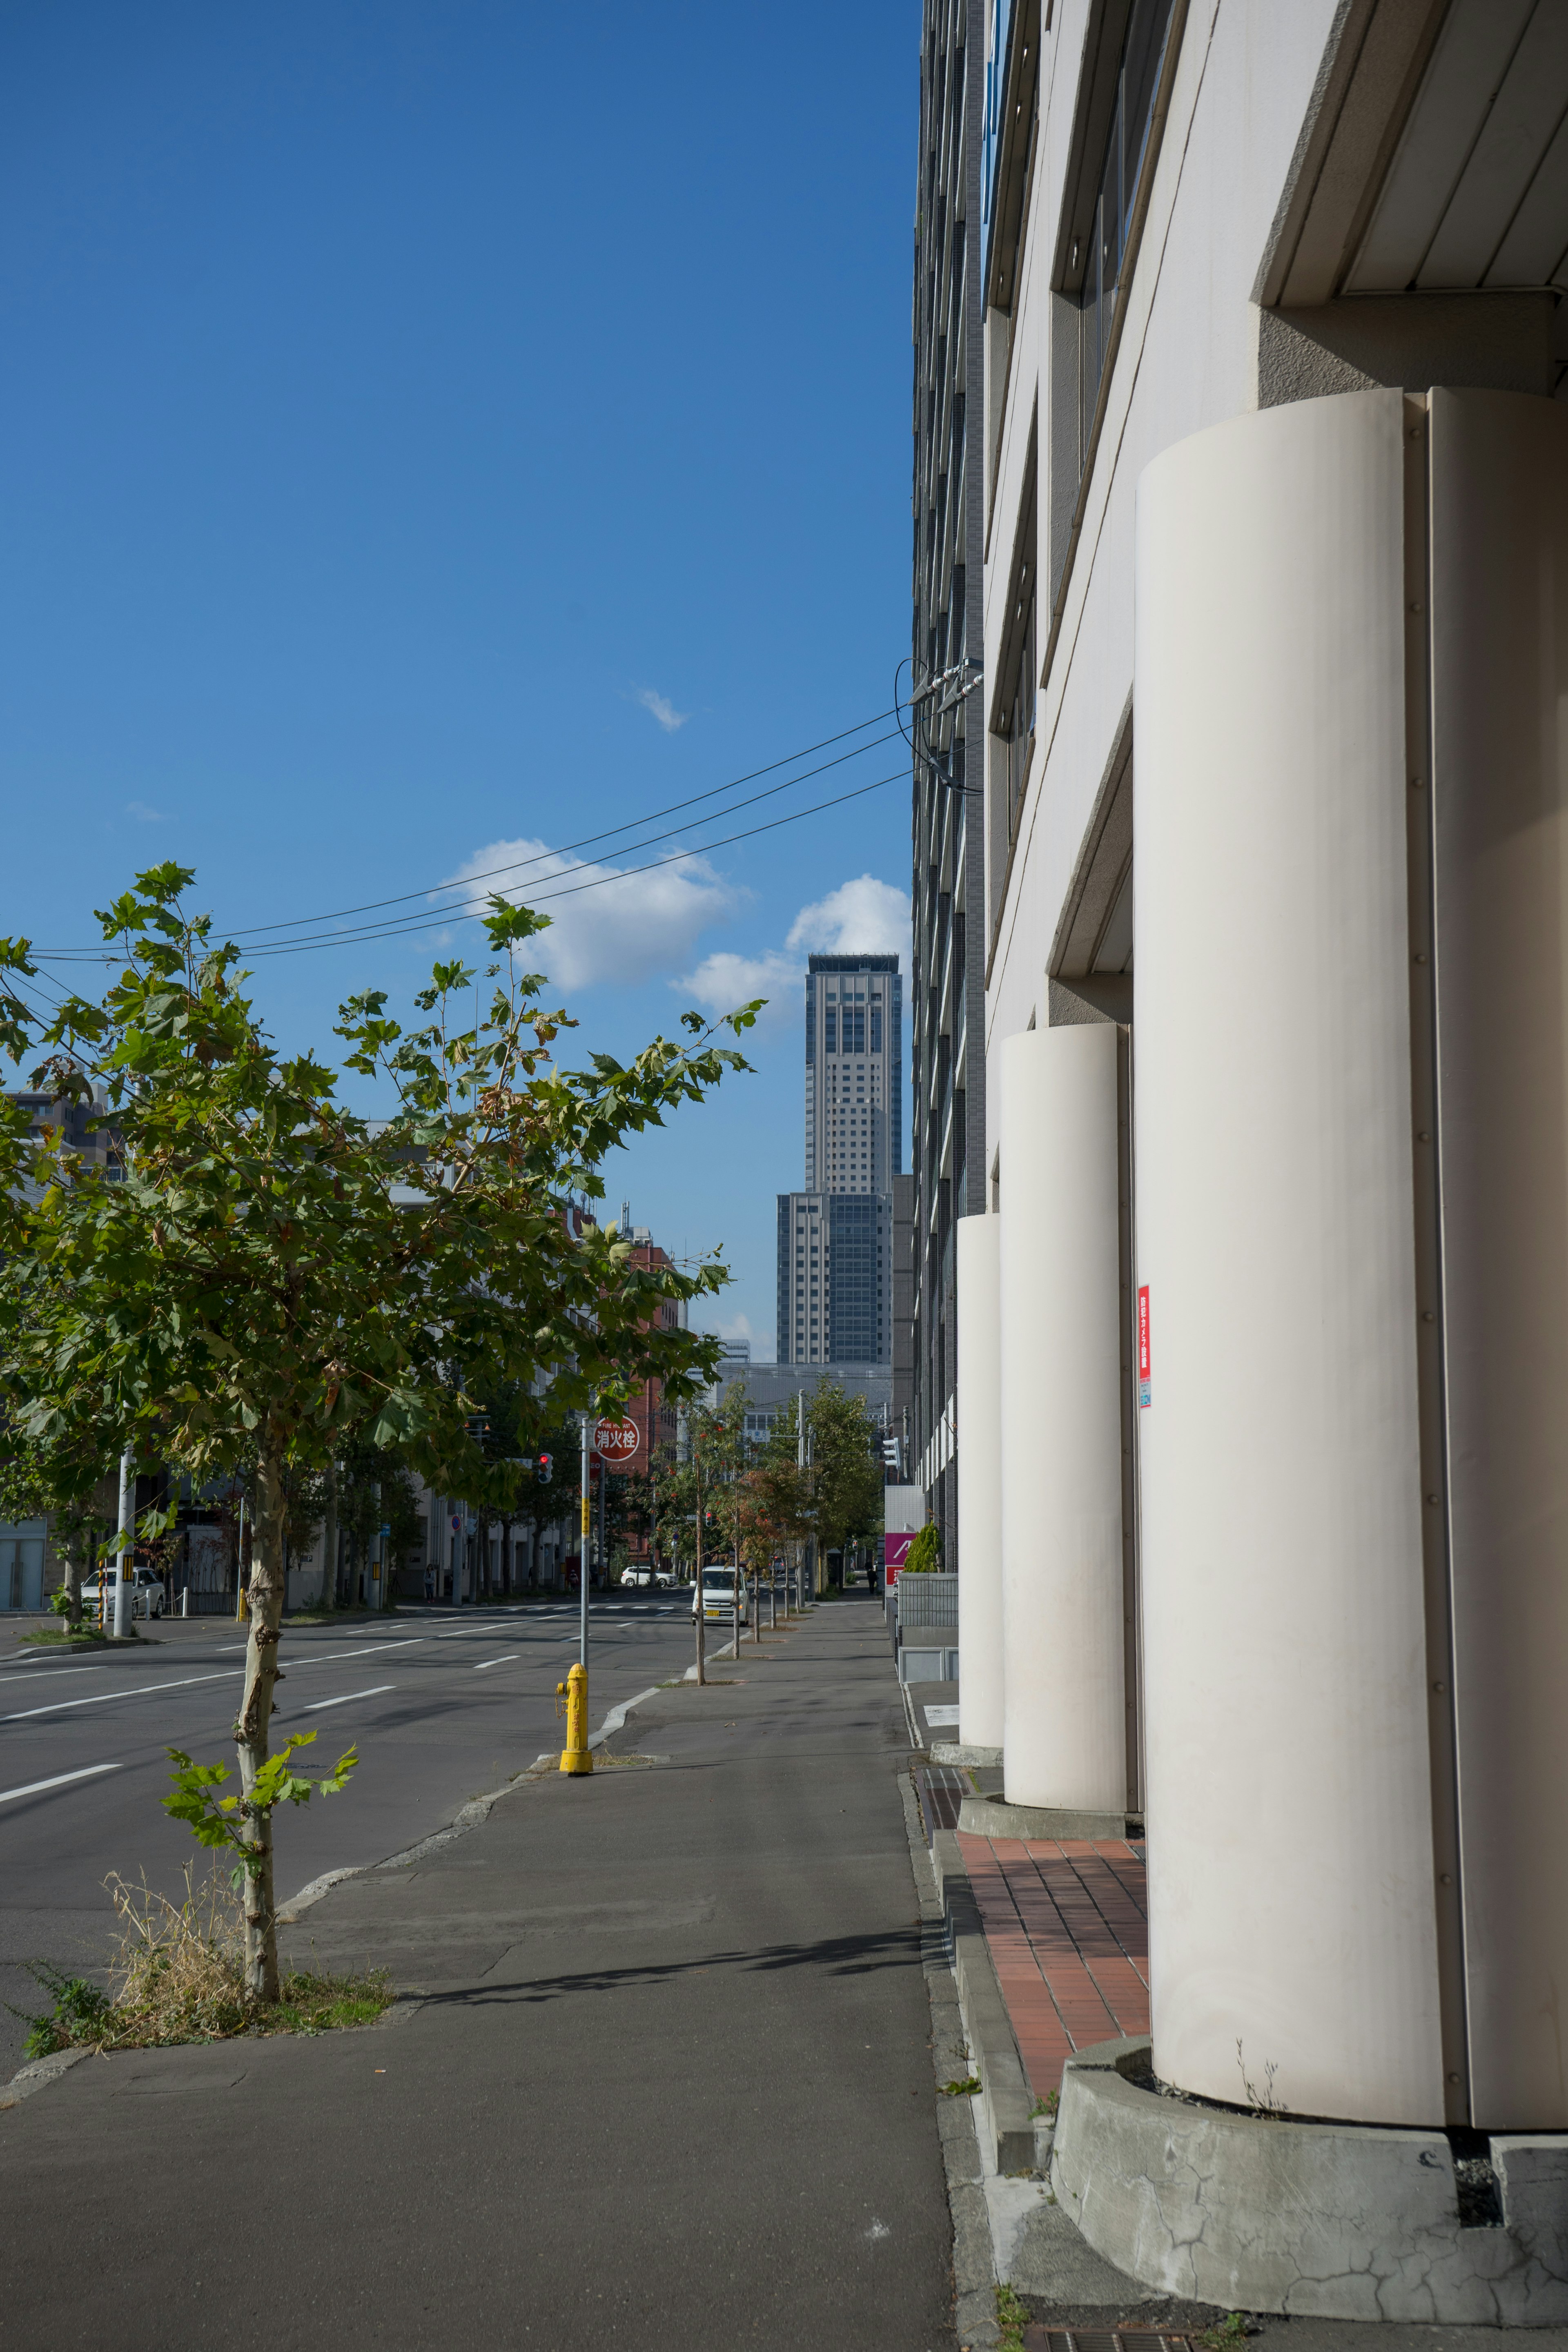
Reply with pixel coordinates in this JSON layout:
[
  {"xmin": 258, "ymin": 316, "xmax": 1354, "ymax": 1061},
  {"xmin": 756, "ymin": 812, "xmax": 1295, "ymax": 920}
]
[{"xmin": 1137, "ymin": 1285, "xmax": 1151, "ymax": 1409}]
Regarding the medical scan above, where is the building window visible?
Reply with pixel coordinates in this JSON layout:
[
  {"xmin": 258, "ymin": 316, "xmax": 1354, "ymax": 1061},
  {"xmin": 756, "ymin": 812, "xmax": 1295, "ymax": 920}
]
[{"xmin": 1067, "ymin": 0, "xmax": 1176, "ymax": 476}]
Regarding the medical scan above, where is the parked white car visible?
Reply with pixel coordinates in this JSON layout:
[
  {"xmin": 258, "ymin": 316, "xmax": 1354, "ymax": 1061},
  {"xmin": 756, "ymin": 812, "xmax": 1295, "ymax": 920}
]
[
  {"xmin": 78, "ymin": 1565, "xmax": 167, "ymax": 1619},
  {"xmin": 620, "ymin": 1564, "xmax": 654, "ymax": 1589},
  {"xmin": 691, "ymin": 1565, "xmax": 748, "ymax": 1623}
]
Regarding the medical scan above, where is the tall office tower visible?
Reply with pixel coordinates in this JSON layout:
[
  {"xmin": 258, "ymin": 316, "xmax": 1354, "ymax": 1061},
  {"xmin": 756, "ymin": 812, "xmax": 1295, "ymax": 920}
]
[
  {"xmin": 909, "ymin": 0, "xmax": 986, "ymax": 1565},
  {"xmin": 777, "ymin": 953, "xmax": 902, "ymax": 1366},
  {"xmin": 803, "ymin": 953, "xmax": 901, "ymax": 1194}
]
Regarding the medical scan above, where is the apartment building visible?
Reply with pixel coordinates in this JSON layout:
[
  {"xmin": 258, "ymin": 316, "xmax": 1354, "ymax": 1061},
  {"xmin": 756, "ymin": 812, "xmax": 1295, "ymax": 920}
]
[{"xmin": 956, "ymin": 0, "xmax": 1568, "ymax": 2308}]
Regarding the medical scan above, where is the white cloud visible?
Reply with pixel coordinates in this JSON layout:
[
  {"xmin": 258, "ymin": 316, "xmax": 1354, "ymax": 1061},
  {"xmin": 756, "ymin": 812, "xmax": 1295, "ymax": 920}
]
[
  {"xmin": 441, "ymin": 837, "xmax": 735, "ymax": 991},
  {"xmin": 673, "ymin": 873, "xmax": 913, "ymax": 1032},
  {"xmin": 675, "ymin": 947, "xmax": 802, "ymax": 1027},
  {"xmin": 125, "ymin": 800, "xmax": 167, "ymax": 823},
  {"xmin": 786, "ymin": 873, "xmax": 910, "ymax": 964},
  {"xmin": 716, "ymin": 1311, "xmax": 763, "ymax": 1352},
  {"xmin": 634, "ymin": 686, "xmax": 688, "ymax": 734}
]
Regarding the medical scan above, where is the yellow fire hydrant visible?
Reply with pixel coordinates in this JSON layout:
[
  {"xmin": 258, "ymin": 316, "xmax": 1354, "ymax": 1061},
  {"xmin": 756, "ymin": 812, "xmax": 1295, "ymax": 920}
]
[{"xmin": 557, "ymin": 1660, "xmax": 592, "ymax": 1776}]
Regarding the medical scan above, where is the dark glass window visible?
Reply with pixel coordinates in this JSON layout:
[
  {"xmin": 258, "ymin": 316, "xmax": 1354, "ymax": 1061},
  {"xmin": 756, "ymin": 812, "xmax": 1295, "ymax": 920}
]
[{"xmin": 1079, "ymin": 0, "xmax": 1176, "ymax": 468}]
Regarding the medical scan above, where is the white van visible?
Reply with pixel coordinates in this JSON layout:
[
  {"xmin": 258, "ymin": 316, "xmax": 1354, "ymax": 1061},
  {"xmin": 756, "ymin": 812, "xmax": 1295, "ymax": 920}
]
[{"xmin": 691, "ymin": 1564, "xmax": 748, "ymax": 1624}]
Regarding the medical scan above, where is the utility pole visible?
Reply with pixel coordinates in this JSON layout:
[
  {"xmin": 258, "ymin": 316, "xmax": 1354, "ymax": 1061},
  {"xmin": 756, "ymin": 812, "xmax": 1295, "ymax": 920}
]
[
  {"xmin": 578, "ymin": 1412, "xmax": 591, "ymax": 1676},
  {"xmin": 693, "ymin": 1428, "xmax": 706, "ymax": 1685},
  {"xmin": 113, "ymin": 1444, "xmax": 133, "ymax": 1639}
]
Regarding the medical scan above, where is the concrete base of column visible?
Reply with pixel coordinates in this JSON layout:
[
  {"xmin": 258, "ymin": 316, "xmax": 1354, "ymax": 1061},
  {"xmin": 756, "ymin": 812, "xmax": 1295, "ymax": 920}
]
[
  {"xmin": 1052, "ymin": 2037, "xmax": 1568, "ymax": 2325},
  {"xmin": 958, "ymin": 1793, "xmax": 1140, "ymax": 1841}
]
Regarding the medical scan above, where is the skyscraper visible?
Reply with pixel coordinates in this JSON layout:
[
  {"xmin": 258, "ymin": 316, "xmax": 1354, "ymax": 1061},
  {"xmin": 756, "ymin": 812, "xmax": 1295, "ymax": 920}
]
[
  {"xmin": 803, "ymin": 954, "xmax": 901, "ymax": 1194},
  {"xmin": 777, "ymin": 953, "xmax": 902, "ymax": 1367}
]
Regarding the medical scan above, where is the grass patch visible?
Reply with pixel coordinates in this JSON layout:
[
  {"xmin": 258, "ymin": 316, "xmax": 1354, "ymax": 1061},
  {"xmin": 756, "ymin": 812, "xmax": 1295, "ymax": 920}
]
[
  {"xmin": 11, "ymin": 1867, "xmax": 393, "ymax": 2058},
  {"xmin": 940, "ymin": 2073, "xmax": 982, "ymax": 2097},
  {"xmin": 1196, "ymin": 2318, "xmax": 1252, "ymax": 2349},
  {"xmin": 995, "ymin": 2281, "xmax": 1031, "ymax": 2350},
  {"xmin": 19, "ymin": 1624, "xmax": 118, "ymax": 1649}
]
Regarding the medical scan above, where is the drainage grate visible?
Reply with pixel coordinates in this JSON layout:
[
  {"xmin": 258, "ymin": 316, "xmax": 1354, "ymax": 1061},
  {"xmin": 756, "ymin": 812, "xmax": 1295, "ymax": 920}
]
[{"xmin": 1021, "ymin": 2332, "xmax": 1192, "ymax": 2351}]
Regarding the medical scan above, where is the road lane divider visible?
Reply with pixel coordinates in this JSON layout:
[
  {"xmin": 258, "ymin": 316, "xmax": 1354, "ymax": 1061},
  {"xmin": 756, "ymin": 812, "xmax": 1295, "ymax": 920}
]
[
  {"xmin": 0, "ymin": 1667, "xmax": 243, "ymax": 1721},
  {"xmin": 473, "ymin": 1655, "xmax": 519, "ymax": 1671},
  {"xmin": 0, "ymin": 1762, "xmax": 124, "ymax": 1805},
  {"xmin": 0, "ymin": 1666, "xmax": 109, "ymax": 1685},
  {"xmin": 303, "ymin": 1685, "xmax": 395, "ymax": 1711}
]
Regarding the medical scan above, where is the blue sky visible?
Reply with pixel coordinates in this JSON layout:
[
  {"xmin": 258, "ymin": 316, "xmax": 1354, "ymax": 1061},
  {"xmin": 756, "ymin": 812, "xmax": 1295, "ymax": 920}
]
[{"xmin": 0, "ymin": 0, "xmax": 915, "ymax": 1355}]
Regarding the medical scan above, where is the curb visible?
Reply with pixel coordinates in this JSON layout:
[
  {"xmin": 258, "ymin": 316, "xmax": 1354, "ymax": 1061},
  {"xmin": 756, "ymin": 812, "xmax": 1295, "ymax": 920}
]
[
  {"xmin": 278, "ymin": 1678, "xmax": 670, "ymax": 1923},
  {"xmin": 0, "ymin": 2047, "xmax": 90, "ymax": 2112},
  {"xmin": 900, "ymin": 1775, "xmax": 998, "ymax": 2351},
  {"xmin": 927, "ymin": 1821, "xmax": 1040, "ymax": 2177}
]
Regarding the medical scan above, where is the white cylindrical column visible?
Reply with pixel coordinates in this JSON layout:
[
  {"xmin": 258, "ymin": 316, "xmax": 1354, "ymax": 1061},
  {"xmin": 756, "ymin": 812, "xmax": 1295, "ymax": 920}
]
[
  {"xmin": 1428, "ymin": 389, "xmax": 1568, "ymax": 2131},
  {"xmin": 1136, "ymin": 390, "xmax": 1444, "ymax": 2126},
  {"xmin": 955, "ymin": 1212, "xmax": 1003, "ymax": 1751},
  {"xmin": 998, "ymin": 1025, "xmax": 1126, "ymax": 1815}
]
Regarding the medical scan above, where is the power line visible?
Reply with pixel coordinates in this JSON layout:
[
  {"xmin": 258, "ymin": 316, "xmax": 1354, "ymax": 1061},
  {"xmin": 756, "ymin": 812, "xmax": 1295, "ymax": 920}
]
[
  {"xmin": 33, "ymin": 702, "xmax": 908, "ymax": 962},
  {"xmin": 238, "ymin": 766, "xmax": 909, "ymax": 958}
]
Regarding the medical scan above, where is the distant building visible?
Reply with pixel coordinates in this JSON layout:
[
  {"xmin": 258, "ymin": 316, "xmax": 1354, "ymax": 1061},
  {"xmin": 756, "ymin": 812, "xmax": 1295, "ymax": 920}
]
[
  {"xmin": 709, "ymin": 1359, "xmax": 893, "ymax": 1451},
  {"xmin": 780, "ymin": 953, "xmax": 902, "ymax": 1367},
  {"xmin": 776, "ymin": 1190, "xmax": 893, "ymax": 1367},
  {"xmin": 803, "ymin": 953, "xmax": 902, "ymax": 1196}
]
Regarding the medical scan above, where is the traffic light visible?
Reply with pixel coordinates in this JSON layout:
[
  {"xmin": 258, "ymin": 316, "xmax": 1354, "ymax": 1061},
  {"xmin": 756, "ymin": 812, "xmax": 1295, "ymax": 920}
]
[
  {"xmin": 464, "ymin": 1414, "xmax": 491, "ymax": 1440},
  {"xmin": 537, "ymin": 1453, "xmax": 552, "ymax": 1484}
]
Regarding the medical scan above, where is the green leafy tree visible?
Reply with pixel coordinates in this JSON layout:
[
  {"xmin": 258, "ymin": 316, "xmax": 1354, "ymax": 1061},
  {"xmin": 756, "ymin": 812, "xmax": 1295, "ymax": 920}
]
[
  {"xmin": 901, "ymin": 1523, "xmax": 942, "ymax": 1574},
  {"xmin": 0, "ymin": 864, "xmax": 755, "ymax": 1997}
]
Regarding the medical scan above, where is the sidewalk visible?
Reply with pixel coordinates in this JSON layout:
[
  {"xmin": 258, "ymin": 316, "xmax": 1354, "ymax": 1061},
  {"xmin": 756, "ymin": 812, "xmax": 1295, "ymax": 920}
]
[
  {"xmin": 1, "ymin": 1600, "xmax": 955, "ymax": 2352},
  {"xmin": 916, "ymin": 1765, "xmax": 1148, "ymax": 2098}
]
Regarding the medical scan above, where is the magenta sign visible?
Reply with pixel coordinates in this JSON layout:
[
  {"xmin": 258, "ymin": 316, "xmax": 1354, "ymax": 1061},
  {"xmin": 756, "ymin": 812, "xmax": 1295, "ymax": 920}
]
[{"xmin": 884, "ymin": 1531, "xmax": 914, "ymax": 1579}]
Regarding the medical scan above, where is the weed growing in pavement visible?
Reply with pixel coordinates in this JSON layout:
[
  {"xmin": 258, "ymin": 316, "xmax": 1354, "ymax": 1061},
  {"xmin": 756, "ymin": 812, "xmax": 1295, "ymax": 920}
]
[
  {"xmin": 1235, "ymin": 2038, "xmax": 1286, "ymax": 2118},
  {"xmin": 994, "ymin": 2281, "xmax": 1031, "ymax": 2350},
  {"xmin": 939, "ymin": 2073, "xmax": 982, "ymax": 2096},
  {"xmin": 11, "ymin": 1866, "xmax": 392, "ymax": 2058},
  {"xmin": 1196, "ymin": 2314, "xmax": 1252, "ymax": 2347},
  {"xmin": 1029, "ymin": 2089, "xmax": 1058, "ymax": 2119}
]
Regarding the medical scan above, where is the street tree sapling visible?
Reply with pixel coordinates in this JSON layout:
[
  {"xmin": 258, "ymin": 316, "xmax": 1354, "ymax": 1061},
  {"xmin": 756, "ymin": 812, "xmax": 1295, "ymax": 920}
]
[{"xmin": 0, "ymin": 865, "xmax": 757, "ymax": 1999}]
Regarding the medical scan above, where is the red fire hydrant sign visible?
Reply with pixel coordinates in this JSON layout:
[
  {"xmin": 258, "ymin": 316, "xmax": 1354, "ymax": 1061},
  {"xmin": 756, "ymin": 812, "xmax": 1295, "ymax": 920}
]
[
  {"xmin": 592, "ymin": 1414, "xmax": 641, "ymax": 1465},
  {"xmin": 1137, "ymin": 1285, "xmax": 1151, "ymax": 1410}
]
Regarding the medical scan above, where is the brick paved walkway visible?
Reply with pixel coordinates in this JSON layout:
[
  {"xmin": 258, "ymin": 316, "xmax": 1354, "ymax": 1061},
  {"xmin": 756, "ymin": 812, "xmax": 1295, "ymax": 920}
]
[{"xmin": 956, "ymin": 1832, "xmax": 1149, "ymax": 2097}]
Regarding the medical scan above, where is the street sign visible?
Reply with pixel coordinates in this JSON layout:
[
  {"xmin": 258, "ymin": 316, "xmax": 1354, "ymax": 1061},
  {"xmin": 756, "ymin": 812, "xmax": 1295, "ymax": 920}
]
[{"xmin": 592, "ymin": 1414, "xmax": 641, "ymax": 1466}]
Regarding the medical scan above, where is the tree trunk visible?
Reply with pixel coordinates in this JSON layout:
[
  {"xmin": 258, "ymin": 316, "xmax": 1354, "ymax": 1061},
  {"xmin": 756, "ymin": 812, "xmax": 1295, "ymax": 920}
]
[
  {"xmin": 235, "ymin": 1434, "xmax": 286, "ymax": 2004},
  {"xmin": 319, "ymin": 1464, "xmax": 338, "ymax": 1613}
]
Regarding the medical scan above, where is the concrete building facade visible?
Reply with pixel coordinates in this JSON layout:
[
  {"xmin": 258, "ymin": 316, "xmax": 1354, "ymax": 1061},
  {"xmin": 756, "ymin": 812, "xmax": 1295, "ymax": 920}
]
[
  {"xmin": 954, "ymin": 0, "xmax": 1568, "ymax": 2254},
  {"xmin": 910, "ymin": 0, "xmax": 988, "ymax": 1568}
]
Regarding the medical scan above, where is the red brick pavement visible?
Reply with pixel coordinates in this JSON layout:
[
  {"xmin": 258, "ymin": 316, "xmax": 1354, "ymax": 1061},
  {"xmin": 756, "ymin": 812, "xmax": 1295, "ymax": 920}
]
[{"xmin": 956, "ymin": 1832, "xmax": 1149, "ymax": 2097}]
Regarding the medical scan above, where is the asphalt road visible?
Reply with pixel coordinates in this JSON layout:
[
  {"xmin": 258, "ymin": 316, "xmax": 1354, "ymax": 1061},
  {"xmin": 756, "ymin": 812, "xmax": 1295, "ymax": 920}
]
[
  {"xmin": 0, "ymin": 1596, "xmax": 707, "ymax": 2078},
  {"xmin": 0, "ymin": 1597, "xmax": 954, "ymax": 2352}
]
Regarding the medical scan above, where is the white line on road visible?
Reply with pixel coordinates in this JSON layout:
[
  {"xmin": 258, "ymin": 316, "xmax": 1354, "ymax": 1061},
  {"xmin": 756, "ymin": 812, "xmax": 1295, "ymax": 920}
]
[
  {"xmin": 0, "ymin": 1668, "xmax": 243, "ymax": 1722},
  {"xmin": 472, "ymin": 1655, "xmax": 519, "ymax": 1671},
  {"xmin": 0, "ymin": 1761, "xmax": 124, "ymax": 1805},
  {"xmin": 0, "ymin": 1666, "xmax": 109, "ymax": 1685},
  {"xmin": 303, "ymin": 1685, "xmax": 395, "ymax": 1711},
  {"xmin": 288, "ymin": 1642, "xmax": 424, "ymax": 1668}
]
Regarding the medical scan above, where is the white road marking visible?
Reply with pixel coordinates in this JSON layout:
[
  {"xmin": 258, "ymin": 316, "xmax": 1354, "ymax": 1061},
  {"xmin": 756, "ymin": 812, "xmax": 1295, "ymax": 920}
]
[
  {"xmin": 303, "ymin": 1685, "xmax": 395, "ymax": 1711},
  {"xmin": 288, "ymin": 1642, "xmax": 424, "ymax": 1668},
  {"xmin": 0, "ymin": 1668, "xmax": 243, "ymax": 1721},
  {"xmin": 0, "ymin": 1666, "xmax": 109, "ymax": 1685},
  {"xmin": 0, "ymin": 1761, "xmax": 124, "ymax": 1805},
  {"xmin": 472, "ymin": 1655, "xmax": 519, "ymax": 1671}
]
